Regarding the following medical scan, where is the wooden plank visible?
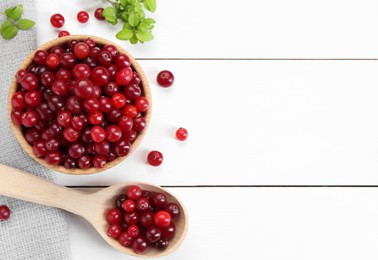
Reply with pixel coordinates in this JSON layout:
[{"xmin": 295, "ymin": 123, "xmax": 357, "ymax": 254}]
[
  {"xmin": 68, "ymin": 187, "xmax": 378, "ymax": 259},
  {"xmin": 56, "ymin": 60, "xmax": 378, "ymax": 186},
  {"xmin": 35, "ymin": 0, "xmax": 378, "ymax": 58}
]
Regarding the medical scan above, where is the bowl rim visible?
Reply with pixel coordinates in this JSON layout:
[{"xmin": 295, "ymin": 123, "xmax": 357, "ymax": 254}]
[{"xmin": 8, "ymin": 35, "xmax": 152, "ymax": 175}]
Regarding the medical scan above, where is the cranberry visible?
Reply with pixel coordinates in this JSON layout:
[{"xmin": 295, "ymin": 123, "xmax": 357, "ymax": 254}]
[
  {"xmin": 83, "ymin": 97, "xmax": 100, "ymax": 113},
  {"xmin": 124, "ymin": 211, "xmax": 140, "ymax": 225},
  {"xmin": 52, "ymin": 80, "xmax": 69, "ymax": 96},
  {"xmin": 136, "ymin": 197, "xmax": 149, "ymax": 212},
  {"xmin": 103, "ymin": 45, "xmax": 119, "ymax": 58},
  {"xmin": 94, "ymin": 8, "xmax": 105, "ymax": 20},
  {"xmin": 118, "ymin": 116, "xmax": 133, "ymax": 132},
  {"xmin": 90, "ymin": 126, "xmax": 106, "ymax": 142},
  {"xmin": 104, "ymin": 82, "xmax": 119, "ymax": 96},
  {"xmin": 72, "ymin": 63, "xmax": 91, "ymax": 79},
  {"xmin": 132, "ymin": 236, "xmax": 148, "ymax": 254},
  {"xmin": 147, "ymin": 150, "xmax": 163, "ymax": 166},
  {"xmin": 63, "ymin": 157, "xmax": 76, "ymax": 169},
  {"xmin": 47, "ymin": 95, "xmax": 64, "ymax": 112},
  {"xmin": 11, "ymin": 92, "xmax": 26, "ymax": 110},
  {"xmin": 67, "ymin": 142, "xmax": 84, "ymax": 158},
  {"xmin": 24, "ymin": 90, "xmax": 41, "ymax": 107},
  {"xmin": 146, "ymin": 226, "xmax": 162, "ymax": 243},
  {"xmin": 32, "ymin": 140, "xmax": 47, "ymax": 157},
  {"xmin": 135, "ymin": 96, "xmax": 149, "ymax": 112},
  {"xmin": 105, "ymin": 125, "xmax": 122, "ymax": 142},
  {"xmin": 45, "ymin": 151, "xmax": 63, "ymax": 165},
  {"xmin": 115, "ymin": 194, "xmax": 128, "ymax": 210},
  {"xmin": 107, "ymin": 108, "xmax": 122, "ymax": 123},
  {"xmin": 22, "ymin": 110, "xmax": 39, "ymax": 127},
  {"xmin": 74, "ymin": 78, "xmax": 94, "ymax": 98},
  {"xmin": 45, "ymin": 138, "xmax": 60, "ymax": 151},
  {"xmin": 118, "ymin": 232, "xmax": 133, "ymax": 247},
  {"xmin": 46, "ymin": 54, "xmax": 60, "ymax": 69},
  {"xmin": 176, "ymin": 127, "xmax": 188, "ymax": 141},
  {"xmin": 25, "ymin": 128, "xmax": 41, "ymax": 144},
  {"xmin": 84, "ymin": 38, "xmax": 96, "ymax": 49},
  {"xmin": 133, "ymin": 116, "xmax": 146, "ymax": 132},
  {"xmin": 164, "ymin": 203, "xmax": 180, "ymax": 218},
  {"xmin": 157, "ymin": 70, "xmax": 174, "ymax": 87},
  {"xmin": 77, "ymin": 11, "xmax": 89, "ymax": 23},
  {"xmin": 113, "ymin": 138, "xmax": 130, "ymax": 156},
  {"xmin": 140, "ymin": 211, "xmax": 155, "ymax": 228},
  {"xmin": 34, "ymin": 50, "xmax": 48, "ymax": 65},
  {"xmin": 91, "ymin": 85, "xmax": 101, "ymax": 98},
  {"xmin": 49, "ymin": 46, "xmax": 65, "ymax": 57},
  {"xmin": 78, "ymin": 155, "xmax": 92, "ymax": 169},
  {"xmin": 154, "ymin": 211, "xmax": 171, "ymax": 228},
  {"xmin": 40, "ymin": 71, "xmax": 55, "ymax": 87},
  {"xmin": 50, "ymin": 13, "xmax": 65, "ymax": 28},
  {"xmin": 122, "ymin": 104, "xmax": 138, "ymax": 119},
  {"xmin": 94, "ymin": 141, "xmax": 111, "ymax": 155},
  {"xmin": 124, "ymin": 84, "xmax": 141, "ymax": 100},
  {"xmin": 99, "ymin": 96, "xmax": 112, "ymax": 113},
  {"xmin": 114, "ymin": 54, "xmax": 130, "ymax": 68},
  {"xmin": 122, "ymin": 199, "xmax": 136, "ymax": 213},
  {"xmin": 127, "ymin": 224, "xmax": 140, "ymax": 238},
  {"xmin": 11, "ymin": 110, "xmax": 23, "ymax": 125},
  {"xmin": 60, "ymin": 53, "xmax": 76, "ymax": 69},
  {"xmin": 107, "ymin": 224, "xmax": 121, "ymax": 238},
  {"xmin": 97, "ymin": 51, "xmax": 112, "ymax": 67},
  {"xmin": 107, "ymin": 64, "xmax": 117, "ymax": 81},
  {"xmin": 155, "ymin": 239, "xmax": 169, "ymax": 250},
  {"xmin": 48, "ymin": 121, "xmax": 63, "ymax": 136},
  {"xmin": 127, "ymin": 185, "xmax": 142, "ymax": 201},
  {"xmin": 74, "ymin": 42, "xmax": 90, "ymax": 59},
  {"xmin": 58, "ymin": 30, "xmax": 70, "ymax": 37},
  {"xmin": 107, "ymin": 208, "xmax": 122, "ymax": 224},
  {"xmin": 161, "ymin": 222, "xmax": 176, "ymax": 240},
  {"xmin": 21, "ymin": 73, "xmax": 38, "ymax": 90},
  {"xmin": 93, "ymin": 154, "xmax": 107, "ymax": 168},
  {"xmin": 116, "ymin": 67, "xmax": 133, "ymax": 86},
  {"xmin": 57, "ymin": 110, "xmax": 72, "ymax": 127},
  {"xmin": 88, "ymin": 111, "xmax": 103, "ymax": 125},
  {"xmin": 91, "ymin": 67, "xmax": 110, "ymax": 87},
  {"xmin": 152, "ymin": 193, "xmax": 167, "ymax": 209},
  {"xmin": 0, "ymin": 205, "xmax": 10, "ymax": 221},
  {"xmin": 16, "ymin": 69, "xmax": 27, "ymax": 83}
]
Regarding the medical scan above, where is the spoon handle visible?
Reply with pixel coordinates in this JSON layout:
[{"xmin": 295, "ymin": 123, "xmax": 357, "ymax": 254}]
[{"xmin": 0, "ymin": 163, "xmax": 89, "ymax": 216}]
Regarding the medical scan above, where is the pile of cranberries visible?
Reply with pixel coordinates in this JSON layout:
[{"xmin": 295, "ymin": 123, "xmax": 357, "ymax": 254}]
[
  {"xmin": 106, "ymin": 185, "xmax": 180, "ymax": 254},
  {"xmin": 10, "ymin": 38, "xmax": 149, "ymax": 170}
]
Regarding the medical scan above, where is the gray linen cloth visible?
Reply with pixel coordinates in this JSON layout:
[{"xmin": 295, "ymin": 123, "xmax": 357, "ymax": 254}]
[{"xmin": 0, "ymin": 1, "xmax": 72, "ymax": 259}]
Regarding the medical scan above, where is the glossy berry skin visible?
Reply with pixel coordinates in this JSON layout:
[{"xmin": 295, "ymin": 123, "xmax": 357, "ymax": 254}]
[
  {"xmin": 11, "ymin": 110, "xmax": 23, "ymax": 126},
  {"xmin": 33, "ymin": 50, "xmax": 48, "ymax": 65},
  {"xmin": 140, "ymin": 211, "xmax": 154, "ymax": 228},
  {"xmin": 127, "ymin": 224, "xmax": 140, "ymax": 238},
  {"xmin": 72, "ymin": 63, "xmax": 91, "ymax": 79},
  {"xmin": 107, "ymin": 208, "xmax": 122, "ymax": 224},
  {"xmin": 152, "ymin": 193, "xmax": 167, "ymax": 209},
  {"xmin": 57, "ymin": 110, "xmax": 72, "ymax": 127},
  {"xmin": 67, "ymin": 142, "xmax": 84, "ymax": 158},
  {"xmin": 90, "ymin": 126, "xmax": 106, "ymax": 143},
  {"xmin": 11, "ymin": 92, "xmax": 26, "ymax": 110},
  {"xmin": 157, "ymin": 70, "xmax": 174, "ymax": 87},
  {"xmin": 78, "ymin": 155, "xmax": 92, "ymax": 169},
  {"xmin": 33, "ymin": 140, "xmax": 47, "ymax": 157},
  {"xmin": 77, "ymin": 11, "xmax": 89, "ymax": 23},
  {"xmin": 105, "ymin": 125, "xmax": 122, "ymax": 142},
  {"xmin": 118, "ymin": 232, "xmax": 133, "ymax": 247},
  {"xmin": 24, "ymin": 90, "xmax": 42, "ymax": 107},
  {"xmin": 124, "ymin": 211, "xmax": 140, "ymax": 225},
  {"xmin": 22, "ymin": 110, "xmax": 39, "ymax": 127},
  {"xmin": 115, "ymin": 194, "xmax": 128, "ymax": 210},
  {"xmin": 52, "ymin": 80, "xmax": 69, "ymax": 96},
  {"xmin": 161, "ymin": 222, "xmax": 176, "ymax": 240},
  {"xmin": 136, "ymin": 198, "xmax": 149, "ymax": 212},
  {"xmin": 176, "ymin": 127, "xmax": 188, "ymax": 141},
  {"xmin": 112, "ymin": 138, "xmax": 130, "ymax": 156},
  {"xmin": 114, "ymin": 54, "xmax": 131, "ymax": 68},
  {"xmin": 107, "ymin": 224, "xmax": 121, "ymax": 238},
  {"xmin": 74, "ymin": 42, "xmax": 90, "ymax": 59},
  {"xmin": 155, "ymin": 239, "xmax": 169, "ymax": 250},
  {"xmin": 50, "ymin": 13, "xmax": 65, "ymax": 28},
  {"xmin": 58, "ymin": 30, "xmax": 70, "ymax": 37},
  {"xmin": 46, "ymin": 54, "xmax": 60, "ymax": 70},
  {"xmin": 135, "ymin": 96, "xmax": 149, "ymax": 112},
  {"xmin": 0, "ymin": 205, "xmax": 10, "ymax": 221},
  {"xmin": 97, "ymin": 51, "xmax": 112, "ymax": 67},
  {"xmin": 164, "ymin": 203, "xmax": 180, "ymax": 218},
  {"xmin": 111, "ymin": 93, "xmax": 126, "ymax": 109},
  {"xmin": 147, "ymin": 150, "xmax": 163, "ymax": 166},
  {"xmin": 93, "ymin": 154, "xmax": 107, "ymax": 168},
  {"xmin": 88, "ymin": 111, "xmax": 104, "ymax": 125},
  {"xmin": 122, "ymin": 104, "xmax": 138, "ymax": 119},
  {"xmin": 146, "ymin": 226, "xmax": 162, "ymax": 243},
  {"xmin": 63, "ymin": 157, "xmax": 76, "ymax": 169},
  {"xmin": 90, "ymin": 66, "xmax": 110, "ymax": 86},
  {"xmin": 74, "ymin": 78, "xmax": 94, "ymax": 98},
  {"xmin": 45, "ymin": 151, "xmax": 63, "ymax": 165},
  {"xmin": 127, "ymin": 185, "xmax": 142, "ymax": 201},
  {"xmin": 115, "ymin": 67, "xmax": 133, "ymax": 86},
  {"xmin": 122, "ymin": 199, "xmax": 135, "ymax": 213},
  {"xmin": 118, "ymin": 116, "xmax": 133, "ymax": 132},
  {"xmin": 21, "ymin": 73, "xmax": 38, "ymax": 90},
  {"xmin": 132, "ymin": 236, "xmax": 148, "ymax": 254},
  {"xmin": 154, "ymin": 211, "xmax": 171, "ymax": 228},
  {"xmin": 94, "ymin": 8, "xmax": 105, "ymax": 20}
]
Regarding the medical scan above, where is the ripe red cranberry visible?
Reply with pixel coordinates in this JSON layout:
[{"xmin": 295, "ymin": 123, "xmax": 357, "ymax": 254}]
[
  {"xmin": 93, "ymin": 154, "xmax": 107, "ymax": 168},
  {"xmin": 60, "ymin": 53, "xmax": 76, "ymax": 70},
  {"xmin": 78, "ymin": 155, "xmax": 92, "ymax": 169},
  {"xmin": 122, "ymin": 104, "xmax": 138, "ymax": 119},
  {"xmin": 127, "ymin": 224, "xmax": 140, "ymax": 238},
  {"xmin": 63, "ymin": 127, "xmax": 80, "ymax": 142},
  {"xmin": 57, "ymin": 110, "xmax": 72, "ymax": 127},
  {"xmin": 97, "ymin": 51, "xmax": 112, "ymax": 67},
  {"xmin": 115, "ymin": 194, "xmax": 128, "ymax": 210},
  {"xmin": 157, "ymin": 70, "xmax": 174, "ymax": 87},
  {"xmin": 146, "ymin": 226, "xmax": 162, "ymax": 243},
  {"xmin": 164, "ymin": 203, "xmax": 180, "ymax": 218},
  {"xmin": 90, "ymin": 66, "xmax": 110, "ymax": 86},
  {"xmin": 34, "ymin": 50, "xmax": 48, "ymax": 65},
  {"xmin": 154, "ymin": 211, "xmax": 171, "ymax": 228},
  {"xmin": 74, "ymin": 42, "xmax": 90, "ymax": 59},
  {"xmin": 114, "ymin": 54, "xmax": 130, "ymax": 68},
  {"xmin": 77, "ymin": 11, "xmax": 89, "ymax": 23},
  {"xmin": 152, "ymin": 193, "xmax": 167, "ymax": 209},
  {"xmin": 21, "ymin": 73, "xmax": 38, "ymax": 90},
  {"xmin": 140, "ymin": 211, "xmax": 155, "ymax": 228},
  {"xmin": 94, "ymin": 141, "xmax": 111, "ymax": 155},
  {"xmin": 41, "ymin": 71, "xmax": 55, "ymax": 87},
  {"xmin": 11, "ymin": 110, "xmax": 23, "ymax": 126},
  {"xmin": 58, "ymin": 30, "xmax": 70, "ymax": 37},
  {"xmin": 99, "ymin": 96, "xmax": 112, "ymax": 113},
  {"xmin": 83, "ymin": 97, "xmax": 100, "ymax": 113},
  {"xmin": 67, "ymin": 142, "xmax": 84, "ymax": 158},
  {"xmin": 50, "ymin": 13, "xmax": 65, "ymax": 28},
  {"xmin": 127, "ymin": 185, "xmax": 142, "ymax": 201},
  {"xmin": 88, "ymin": 111, "xmax": 104, "ymax": 125},
  {"xmin": 52, "ymin": 80, "xmax": 69, "ymax": 96},
  {"xmin": 49, "ymin": 46, "xmax": 65, "ymax": 57},
  {"xmin": 104, "ymin": 82, "xmax": 119, "ymax": 96},
  {"xmin": 107, "ymin": 208, "xmax": 122, "ymax": 224},
  {"xmin": 176, "ymin": 127, "xmax": 188, "ymax": 141},
  {"xmin": 72, "ymin": 63, "xmax": 91, "ymax": 79},
  {"xmin": 84, "ymin": 38, "xmax": 96, "ymax": 49},
  {"xmin": 161, "ymin": 222, "xmax": 176, "ymax": 240},
  {"xmin": 0, "ymin": 205, "xmax": 11, "ymax": 221},
  {"xmin": 107, "ymin": 108, "xmax": 122, "ymax": 123},
  {"xmin": 103, "ymin": 45, "xmax": 119, "ymax": 58},
  {"xmin": 90, "ymin": 126, "xmax": 106, "ymax": 142},
  {"xmin": 107, "ymin": 224, "xmax": 121, "ymax": 238},
  {"xmin": 24, "ymin": 90, "xmax": 42, "ymax": 107},
  {"xmin": 135, "ymin": 96, "xmax": 149, "ymax": 112},
  {"xmin": 32, "ymin": 140, "xmax": 47, "ymax": 157},
  {"xmin": 46, "ymin": 54, "xmax": 60, "ymax": 69},
  {"xmin": 22, "ymin": 110, "xmax": 39, "ymax": 127},
  {"xmin": 105, "ymin": 125, "xmax": 122, "ymax": 142},
  {"xmin": 94, "ymin": 8, "xmax": 105, "ymax": 20},
  {"xmin": 47, "ymin": 95, "xmax": 64, "ymax": 112},
  {"xmin": 124, "ymin": 211, "xmax": 140, "ymax": 225},
  {"xmin": 45, "ymin": 151, "xmax": 63, "ymax": 165},
  {"xmin": 136, "ymin": 197, "xmax": 149, "ymax": 212},
  {"xmin": 124, "ymin": 84, "xmax": 141, "ymax": 100},
  {"xmin": 118, "ymin": 232, "xmax": 133, "ymax": 247},
  {"xmin": 63, "ymin": 157, "xmax": 76, "ymax": 169},
  {"xmin": 74, "ymin": 78, "xmax": 94, "ymax": 98},
  {"xmin": 133, "ymin": 116, "xmax": 146, "ymax": 132},
  {"xmin": 11, "ymin": 91, "xmax": 26, "ymax": 110},
  {"xmin": 155, "ymin": 239, "xmax": 169, "ymax": 250},
  {"xmin": 147, "ymin": 150, "xmax": 163, "ymax": 166},
  {"xmin": 118, "ymin": 116, "xmax": 133, "ymax": 132},
  {"xmin": 132, "ymin": 236, "xmax": 148, "ymax": 254},
  {"xmin": 112, "ymin": 138, "xmax": 130, "ymax": 156},
  {"xmin": 45, "ymin": 138, "xmax": 60, "ymax": 152},
  {"xmin": 122, "ymin": 199, "xmax": 136, "ymax": 213},
  {"xmin": 25, "ymin": 128, "xmax": 41, "ymax": 144},
  {"xmin": 116, "ymin": 67, "xmax": 133, "ymax": 86}
]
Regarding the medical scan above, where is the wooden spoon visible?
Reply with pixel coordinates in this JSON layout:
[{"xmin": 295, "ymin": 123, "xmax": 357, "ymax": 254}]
[{"xmin": 0, "ymin": 164, "xmax": 188, "ymax": 258}]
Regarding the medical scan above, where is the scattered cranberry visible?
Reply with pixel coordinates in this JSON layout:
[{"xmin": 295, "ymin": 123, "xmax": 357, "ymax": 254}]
[
  {"xmin": 58, "ymin": 30, "xmax": 70, "ymax": 37},
  {"xmin": 77, "ymin": 11, "xmax": 89, "ymax": 23},
  {"xmin": 0, "ymin": 205, "xmax": 10, "ymax": 221},
  {"xmin": 94, "ymin": 8, "xmax": 105, "ymax": 21},
  {"xmin": 147, "ymin": 150, "xmax": 163, "ymax": 166},
  {"xmin": 106, "ymin": 185, "xmax": 180, "ymax": 253},
  {"xmin": 11, "ymin": 38, "xmax": 149, "ymax": 170},
  {"xmin": 176, "ymin": 127, "xmax": 188, "ymax": 141},
  {"xmin": 157, "ymin": 70, "xmax": 174, "ymax": 87},
  {"xmin": 50, "ymin": 13, "xmax": 65, "ymax": 28}
]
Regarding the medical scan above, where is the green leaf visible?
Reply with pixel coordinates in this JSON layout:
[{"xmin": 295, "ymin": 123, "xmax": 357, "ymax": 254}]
[
  {"xmin": 143, "ymin": 18, "xmax": 156, "ymax": 25},
  {"xmin": 116, "ymin": 29, "xmax": 133, "ymax": 40},
  {"xmin": 137, "ymin": 9, "xmax": 145, "ymax": 21},
  {"xmin": 138, "ymin": 22, "xmax": 147, "ymax": 32},
  {"xmin": 143, "ymin": 0, "xmax": 156, "ymax": 12},
  {"xmin": 120, "ymin": 0, "xmax": 128, "ymax": 8},
  {"xmin": 16, "ymin": 19, "xmax": 35, "ymax": 30},
  {"xmin": 1, "ymin": 25, "xmax": 18, "ymax": 39},
  {"xmin": 120, "ymin": 12, "xmax": 129, "ymax": 22},
  {"xmin": 1, "ymin": 21, "xmax": 13, "ymax": 34},
  {"xmin": 128, "ymin": 11, "xmax": 140, "ymax": 27},
  {"xmin": 130, "ymin": 34, "xmax": 138, "ymax": 44},
  {"xmin": 136, "ymin": 31, "xmax": 153, "ymax": 42},
  {"xmin": 4, "ymin": 4, "xmax": 23, "ymax": 20},
  {"xmin": 102, "ymin": 6, "xmax": 115, "ymax": 18}
]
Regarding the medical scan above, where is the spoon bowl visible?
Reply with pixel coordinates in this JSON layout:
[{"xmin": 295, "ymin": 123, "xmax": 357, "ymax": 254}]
[{"xmin": 0, "ymin": 164, "xmax": 188, "ymax": 257}]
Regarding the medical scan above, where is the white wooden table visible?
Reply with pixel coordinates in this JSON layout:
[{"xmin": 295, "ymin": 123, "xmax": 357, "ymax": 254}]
[{"xmin": 35, "ymin": 0, "xmax": 378, "ymax": 259}]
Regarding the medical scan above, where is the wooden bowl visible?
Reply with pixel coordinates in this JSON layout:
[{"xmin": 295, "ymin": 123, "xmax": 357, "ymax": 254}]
[{"xmin": 8, "ymin": 35, "xmax": 152, "ymax": 175}]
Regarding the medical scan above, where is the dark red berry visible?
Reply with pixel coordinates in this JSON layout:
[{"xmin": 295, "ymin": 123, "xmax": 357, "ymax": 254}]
[
  {"xmin": 90, "ymin": 126, "xmax": 106, "ymax": 142},
  {"xmin": 22, "ymin": 110, "xmax": 39, "ymax": 127},
  {"xmin": 176, "ymin": 127, "xmax": 188, "ymax": 141},
  {"xmin": 77, "ymin": 11, "xmax": 89, "ymax": 23},
  {"xmin": 116, "ymin": 67, "xmax": 133, "ymax": 86},
  {"xmin": 74, "ymin": 42, "xmax": 90, "ymax": 59},
  {"xmin": 58, "ymin": 30, "xmax": 70, "ymax": 37},
  {"xmin": 94, "ymin": 8, "xmax": 105, "ymax": 20},
  {"xmin": 146, "ymin": 226, "xmax": 162, "ymax": 243},
  {"xmin": 107, "ymin": 224, "xmax": 121, "ymax": 238},
  {"xmin": 157, "ymin": 70, "xmax": 174, "ymax": 87},
  {"xmin": 127, "ymin": 185, "xmax": 142, "ymax": 201},
  {"xmin": 45, "ymin": 151, "xmax": 63, "ymax": 165},
  {"xmin": 127, "ymin": 224, "xmax": 140, "ymax": 238},
  {"xmin": 118, "ymin": 232, "xmax": 133, "ymax": 247},
  {"xmin": 50, "ymin": 13, "xmax": 65, "ymax": 28},
  {"xmin": 135, "ymin": 96, "xmax": 149, "ymax": 112},
  {"xmin": 107, "ymin": 208, "xmax": 122, "ymax": 224},
  {"xmin": 0, "ymin": 205, "xmax": 10, "ymax": 221},
  {"xmin": 155, "ymin": 239, "xmax": 169, "ymax": 250},
  {"xmin": 164, "ymin": 203, "xmax": 180, "ymax": 218},
  {"xmin": 122, "ymin": 199, "xmax": 136, "ymax": 213},
  {"xmin": 152, "ymin": 193, "xmax": 167, "ymax": 209},
  {"xmin": 132, "ymin": 236, "xmax": 148, "ymax": 254},
  {"xmin": 154, "ymin": 211, "xmax": 171, "ymax": 228},
  {"xmin": 147, "ymin": 150, "xmax": 163, "ymax": 166},
  {"xmin": 93, "ymin": 154, "xmax": 107, "ymax": 168}
]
